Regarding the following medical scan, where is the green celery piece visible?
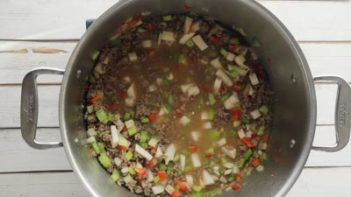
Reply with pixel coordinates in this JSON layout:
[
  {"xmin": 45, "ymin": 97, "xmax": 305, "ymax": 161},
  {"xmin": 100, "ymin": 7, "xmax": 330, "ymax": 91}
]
[
  {"xmin": 238, "ymin": 149, "xmax": 253, "ymax": 168},
  {"xmin": 177, "ymin": 54, "xmax": 186, "ymax": 64},
  {"xmin": 208, "ymin": 109, "xmax": 215, "ymax": 120},
  {"xmin": 221, "ymin": 93, "xmax": 230, "ymax": 102},
  {"xmin": 168, "ymin": 95, "xmax": 174, "ymax": 105},
  {"xmin": 191, "ymin": 192, "xmax": 203, "ymax": 197},
  {"xmin": 205, "ymin": 188, "xmax": 222, "ymax": 196},
  {"xmin": 220, "ymin": 156, "xmax": 229, "ymax": 165},
  {"xmin": 111, "ymin": 170, "xmax": 121, "ymax": 182},
  {"xmin": 97, "ymin": 142, "xmax": 106, "ymax": 153},
  {"xmin": 123, "ymin": 112, "xmax": 131, "ymax": 121},
  {"xmin": 91, "ymin": 50, "xmax": 100, "ymax": 61},
  {"xmin": 87, "ymin": 105, "xmax": 94, "ymax": 113},
  {"xmin": 92, "ymin": 142, "xmax": 101, "ymax": 154},
  {"xmin": 125, "ymin": 151, "xmax": 133, "ymax": 161},
  {"xmin": 141, "ymin": 116, "xmax": 149, "ymax": 124},
  {"xmin": 96, "ymin": 108, "xmax": 109, "ymax": 123},
  {"xmin": 128, "ymin": 126, "xmax": 137, "ymax": 136},
  {"xmin": 186, "ymin": 40, "xmax": 194, "ymax": 48},
  {"xmin": 259, "ymin": 105, "xmax": 269, "ymax": 115},
  {"xmin": 159, "ymin": 163, "xmax": 167, "ymax": 171},
  {"xmin": 238, "ymin": 158, "xmax": 246, "ymax": 168},
  {"xmin": 163, "ymin": 15, "xmax": 172, "ymax": 21},
  {"xmin": 153, "ymin": 176, "xmax": 160, "ymax": 183},
  {"xmin": 109, "ymin": 36, "xmax": 121, "ymax": 47},
  {"xmin": 261, "ymin": 153, "xmax": 267, "ymax": 161},
  {"xmin": 206, "ymin": 147, "xmax": 215, "ymax": 155},
  {"xmin": 209, "ymin": 130, "xmax": 221, "ymax": 142},
  {"xmin": 140, "ymin": 142, "xmax": 148, "ymax": 149},
  {"xmin": 257, "ymin": 126, "xmax": 265, "ymax": 136},
  {"xmin": 220, "ymin": 48, "xmax": 228, "ymax": 57},
  {"xmin": 98, "ymin": 153, "xmax": 112, "ymax": 168},
  {"xmin": 140, "ymin": 130, "xmax": 150, "ymax": 143},
  {"xmin": 229, "ymin": 68, "xmax": 240, "ymax": 79},
  {"xmin": 208, "ymin": 93, "xmax": 216, "ymax": 105},
  {"xmin": 192, "ymin": 185, "xmax": 204, "ymax": 192},
  {"xmin": 128, "ymin": 167, "xmax": 136, "ymax": 175}
]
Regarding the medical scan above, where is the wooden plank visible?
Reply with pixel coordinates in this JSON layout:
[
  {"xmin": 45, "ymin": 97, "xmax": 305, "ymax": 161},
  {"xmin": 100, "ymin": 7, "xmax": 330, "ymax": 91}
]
[
  {"xmin": 0, "ymin": 128, "xmax": 70, "ymax": 172},
  {"xmin": 0, "ymin": 1, "xmax": 350, "ymax": 41},
  {"xmin": 0, "ymin": 167, "xmax": 350, "ymax": 196},
  {"xmin": 0, "ymin": 172, "xmax": 89, "ymax": 197},
  {"xmin": 2, "ymin": 42, "xmax": 351, "ymax": 84},
  {"xmin": 0, "ymin": 85, "xmax": 60, "ymax": 128}
]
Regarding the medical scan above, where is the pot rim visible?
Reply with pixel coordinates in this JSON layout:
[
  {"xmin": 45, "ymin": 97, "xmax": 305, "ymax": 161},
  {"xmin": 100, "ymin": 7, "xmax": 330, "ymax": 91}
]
[{"xmin": 59, "ymin": 1, "xmax": 317, "ymax": 196}]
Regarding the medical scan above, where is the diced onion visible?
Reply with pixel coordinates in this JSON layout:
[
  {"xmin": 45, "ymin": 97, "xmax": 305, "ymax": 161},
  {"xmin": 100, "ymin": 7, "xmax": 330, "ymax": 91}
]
[
  {"xmin": 202, "ymin": 122, "xmax": 212, "ymax": 129},
  {"xmin": 191, "ymin": 153, "xmax": 202, "ymax": 168},
  {"xmin": 202, "ymin": 170, "xmax": 215, "ymax": 186},
  {"xmin": 224, "ymin": 92, "xmax": 240, "ymax": 110},
  {"xmin": 121, "ymin": 167, "xmax": 129, "ymax": 174},
  {"xmin": 246, "ymin": 131, "xmax": 252, "ymax": 138},
  {"xmin": 201, "ymin": 111, "xmax": 209, "ymax": 120},
  {"xmin": 180, "ymin": 154, "xmax": 186, "ymax": 171},
  {"xmin": 114, "ymin": 157, "xmax": 122, "ymax": 167},
  {"xmin": 192, "ymin": 35, "xmax": 208, "ymax": 51},
  {"xmin": 87, "ymin": 128, "xmax": 97, "ymax": 136},
  {"xmin": 124, "ymin": 175, "xmax": 133, "ymax": 183},
  {"xmin": 115, "ymin": 119, "xmax": 125, "ymax": 132},
  {"xmin": 148, "ymin": 84, "xmax": 157, "ymax": 92},
  {"xmin": 256, "ymin": 165, "xmax": 264, "ymax": 172},
  {"xmin": 125, "ymin": 119, "xmax": 135, "ymax": 129},
  {"xmin": 191, "ymin": 131, "xmax": 200, "ymax": 142},
  {"xmin": 128, "ymin": 52, "xmax": 138, "ymax": 62},
  {"xmin": 210, "ymin": 58, "xmax": 223, "ymax": 69},
  {"xmin": 147, "ymin": 170, "xmax": 154, "ymax": 182},
  {"xmin": 125, "ymin": 97, "xmax": 135, "ymax": 107},
  {"xmin": 160, "ymin": 31, "xmax": 176, "ymax": 42},
  {"xmin": 235, "ymin": 54, "xmax": 246, "ymax": 67},
  {"xmin": 237, "ymin": 129, "xmax": 245, "ymax": 139},
  {"xmin": 191, "ymin": 22, "xmax": 201, "ymax": 32},
  {"xmin": 180, "ymin": 115, "xmax": 191, "ymax": 126},
  {"xmin": 152, "ymin": 185, "xmax": 165, "ymax": 195},
  {"xmin": 118, "ymin": 135, "xmax": 130, "ymax": 147},
  {"xmin": 135, "ymin": 144, "xmax": 153, "ymax": 161},
  {"xmin": 226, "ymin": 52, "xmax": 235, "ymax": 62},
  {"xmin": 250, "ymin": 109, "xmax": 261, "ymax": 119},
  {"xmin": 155, "ymin": 146, "xmax": 163, "ymax": 158},
  {"xmin": 159, "ymin": 106, "xmax": 170, "ymax": 116},
  {"xmin": 179, "ymin": 32, "xmax": 195, "ymax": 44},
  {"xmin": 221, "ymin": 147, "xmax": 237, "ymax": 159},
  {"xmin": 186, "ymin": 175, "xmax": 194, "ymax": 185},
  {"xmin": 110, "ymin": 125, "xmax": 120, "ymax": 148},
  {"xmin": 86, "ymin": 136, "xmax": 96, "ymax": 143},
  {"xmin": 216, "ymin": 69, "xmax": 233, "ymax": 87},
  {"xmin": 184, "ymin": 16, "xmax": 193, "ymax": 33},
  {"xmin": 216, "ymin": 138, "xmax": 227, "ymax": 146},
  {"xmin": 213, "ymin": 78, "xmax": 222, "ymax": 94},
  {"xmin": 168, "ymin": 73, "xmax": 174, "ymax": 80},
  {"xmin": 165, "ymin": 185, "xmax": 175, "ymax": 195},
  {"xmin": 142, "ymin": 40, "xmax": 152, "ymax": 48},
  {"xmin": 148, "ymin": 138, "xmax": 159, "ymax": 147},
  {"xmin": 165, "ymin": 144, "xmax": 176, "ymax": 164},
  {"xmin": 180, "ymin": 83, "xmax": 200, "ymax": 97},
  {"xmin": 249, "ymin": 73, "xmax": 260, "ymax": 86},
  {"xmin": 224, "ymin": 163, "xmax": 234, "ymax": 169}
]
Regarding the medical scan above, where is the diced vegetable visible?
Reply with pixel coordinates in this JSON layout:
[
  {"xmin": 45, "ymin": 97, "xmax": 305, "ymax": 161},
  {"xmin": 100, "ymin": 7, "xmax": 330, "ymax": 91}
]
[
  {"xmin": 213, "ymin": 78, "xmax": 222, "ymax": 94},
  {"xmin": 141, "ymin": 116, "xmax": 149, "ymax": 124},
  {"xmin": 165, "ymin": 185, "xmax": 175, "ymax": 195},
  {"xmin": 179, "ymin": 33, "xmax": 195, "ymax": 44},
  {"xmin": 221, "ymin": 147, "xmax": 237, "ymax": 159},
  {"xmin": 250, "ymin": 109, "xmax": 261, "ymax": 119},
  {"xmin": 237, "ymin": 129, "xmax": 246, "ymax": 139},
  {"xmin": 180, "ymin": 154, "xmax": 186, "ymax": 171},
  {"xmin": 202, "ymin": 170, "xmax": 215, "ymax": 186},
  {"xmin": 224, "ymin": 92, "xmax": 240, "ymax": 110},
  {"xmin": 91, "ymin": 50, "xmax": 100, "ymax": 61},
  {"xmin": 186, "ymin": 175, "xmax": 194, "ymax": 185},
  {"xmin": 180, "ymin": 115, "xmax": 191, "ymax": 126},
  {"xmin": 135, "ymin": 167, "xmax": 147, "ymax": 177},
  {"xmin": 216, "ymin": 138, "xmax": 227, "ymax": 146},
  {"xmin": 226, "ymin": 52, "xmax": 235, "ymax": 62},
  {"xmin": 230, "ymin": 66, "xmax": 248, "ymax": 76},
  {"xmin": 220, "ymin": 48, "xmax": 228, "ymax": 57},
  {"xmin": 125, "ymin": 150, "xmax": 133, "ymax": 161},
  {"xmin": 92, "ymin": 142, "xmax": 101, "ymax": 154},
  {"xmin": 259, "ymin": 105, "xmax": 269, "ymax": 115},
  {"xmin": 158, "ymin": 170, "xmax": 167, "ymax": 181},
  {"xmin": 160, "ymin": 31, "xmax": 176, "ymax": 42},
  {"xmin": 124, "ymin": 175, "xmax": 133, "ymax": 184},
  {"xmin": 96, "ymin": 108, "xmax": 112, "ymax": 123},
  {"xmin": 111, "ymin": 169, "xmax": 121, "ymax": 182},
  {"xmin": 128, "ymin": 52, "xmax": 138, "ymax": 62},
  {"xmin": 256, "ymin": 165, "xmax": 264, "ymax": 172},
  {"xmin": 125, "ymin": 119, "xmax": 138, "ymax": 136},
  {"xmin": 165, "ymin": 144, "xmax": 176, "ymax": 164},
  {"xmin": 155, "ymin": 146, "xmax": 163, "ymax": 158},
  {"xmin": 249, "ymin": 73, "xmax": 259, "ymax": 85},
  {"xmin": 128, "ymin": 166, "xmax": 136, "ymax": 175},
  {"xmin": 184, "ymin": 16, "xmax": 193, "ymax": 33},
  {"xmin": 163, "ymin": 15, "xmax": 172, "ymax": 21},
  {"xmin": 234, "ymin": 54, "xmax": 246, "ymax": 67},
  {"xmin": 181, "ymin": 83, "xmax": 200, "ymax": 97},
  {"xmin": 209, "ymin": 130, "xmax": 221, "ymax": 142},
  {"xmin": 192, "ymin": 35, "xmax": 208, "ymax": 51},
  {"xmin": 186, "ymin": 39, "xmax": 195, "ymax": 48},
  {"xmin": 177, "ymin": 182, "xmax": 190, "ymax": 192},
  {"xmin": 148, "ymin": 138, "xmax": 159, "ymax": 147},
  {"xmin": 135, "ymin": 144, "xmax": 153, "ymax": 161},
  {"xmin": 148, "ymin": 84, "xmax": 157, "ymax": 92},
  {"xmin": 152, "ymin": 185, "xmax": 165, "ymax": 195},
  {"xmin": 216, "ymin": 69, "xmax": 233, "ymax": 87},
  {"xmin": 86, "ymin": 136, "xmax": 96, "ymax": 143},
  {"xmin": 114, "ymin": 157, "xmax": 122, "ymax": 167},
  {"xmin": 98, "ymin": 152, "xmax": 112, "ymax": 168},
  {"xmin": 110, "ymin": 125, "xmax": 120, "ymax": 148},
  {"xmin": 117, "ymin": 135, "xmax": 131, "ymax": 148},
  {"xmin": 191, "ymin": 153, "xmax": 201, "ymax": 168},
  {"xmin": 210, "ymin": 58, "xmax": 223, "ymax": 69},
  {"xmin": 191, "ymin": 131, "xmax": 200, "ymax": 142},
  {"xmin": 142, "ymin": 40, "xmax": 152, "ymax": 48},
  {"xmin": 208, "ymin": 93, "xmax": 216, "ymax": 105}
]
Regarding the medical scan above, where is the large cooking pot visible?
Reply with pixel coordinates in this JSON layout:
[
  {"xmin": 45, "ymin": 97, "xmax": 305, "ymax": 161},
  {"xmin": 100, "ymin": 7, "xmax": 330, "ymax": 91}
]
[{"xmin": 20, "ymin": 0, "xmax": 351, "ymax": 196}]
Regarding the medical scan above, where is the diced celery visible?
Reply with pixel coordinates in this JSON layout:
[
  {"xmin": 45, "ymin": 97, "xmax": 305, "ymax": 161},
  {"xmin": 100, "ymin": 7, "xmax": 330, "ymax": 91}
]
[
  {"xmin": 153, "ymin": 176, "xmax": 160, "ymax": 183},
  {"xmin": 111, "ymin": 170, "xmax": 121, "ymax": 182},
  {"xmin": 261, "ymin": 153, "xmax": 267, "ymax": 161},
  {"xmin": 128, "ymin": 126, "xmax": 137, "ymax": 136},
  {"xmin": 92, "ymin": 142, "xmax": 101, "ymax": 154},
  {"xmin": 206, "ymin": 147, "xmax": 215, "ymax": 155},
  {"xmin": 208, "ymin": 93, "xmax": 216, "ymax": 106},
  {"xmin": 96, "ymin": 108, "xmax": 109, "ymax": 123},
  {"xmin": 159, "ymin": 163, "xmax": 167, "ymax": 171},
  {"xmin": 241, "ymin": 116, "xmax": 250, "ymax": 124},
  {"xmin": 205, "ymin": 188, "xmax": 222, "ymax": 196},
  {"xmin": 140, "ymin": 142, "xmax": 148, "ymax": 149},
  {"xmin": 192, "ymin": 185, "xmax": 204, "ymax": 192},
  {"xmin": 186, "ymin": 40, "xmax": 194, "ymax": 48},
  {"xmin": 220, "ymin": 156, "xmax": 229, "ymax": 165},
  {"xmin": 87, "ymin": 105, "xmax": 94, "ymax": 113},
  {"xmin": 208, "ymin": 109, "xmax": 215, "ymax": 120},
  {"xmin": 163, "ymin": 15, "xmax": 172, "ymax": 21},
  {"xmin": 128, "ymin": 167, "xmax": 136, "ymax": 175},
  {"xmin": 141, "ymin": 116, "xmax": 149, "ymax": 124},
  {"xmin": 220, "ymin": 48, "xmax": 228, "ymax": 57},
  {"xmin": 229, "ymin": 68, "xmax": 240, "ymax": 79},
  {"xmin": 221, "ymin": 93, "xmax": 230, "ymax": 102},
  {"xmin": 238, "ymin": 149, "xmax": 253, "ymax": 168},
  {"xmin": 168, "ymin": 95, "xmax": 174, "ymax": 105},
  {"xmin": 209, "ymin": 130, "xmax": 221, "ymax": 142},
  {"xmin": 123, "ymin": 112, "xmax": 132, "ymax": 121},
  {"xmin": 177, "ymin": 54, "xmax": 186, "ymax": 64},
  {"xmin": 140, "ymin": 130, "xmax": 150, "ymax": 143},
  {"xmin": 97, "ymin": 142, "xmax": 106, "ymax": 153},
  {"xmin": 91, "ymin": 50, "xmax": 100, "ymax": 61},
  {"xmin": 125, "ymin": 151, "xmax": 133, "ymax": 161},
  {"xmin": 191, "ymin": 192, "xmax": 202, "ymax": 197},
  {"xmin": 98, "ymin": 153, "xmax": 112, "ymax": 168},
  {"xmin": 259, "ymin": 105, "xmax": 269, "ymax": 115},
  {"xmin": 257, "ymin": 126, "xmax": 265, "ymax": 136}
]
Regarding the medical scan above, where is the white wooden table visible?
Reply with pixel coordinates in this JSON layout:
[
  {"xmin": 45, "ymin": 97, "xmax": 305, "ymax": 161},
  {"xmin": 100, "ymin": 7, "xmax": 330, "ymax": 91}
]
[{"xmin": 1, "ymin": 0, "xmax": 351, "ymax": 196}]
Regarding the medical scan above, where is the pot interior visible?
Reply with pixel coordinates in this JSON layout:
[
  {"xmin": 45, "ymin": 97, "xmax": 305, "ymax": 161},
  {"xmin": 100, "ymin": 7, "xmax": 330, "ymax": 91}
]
[{"xmin": 60, "ymin": 0, "xmax": 316, "ymax": 196}]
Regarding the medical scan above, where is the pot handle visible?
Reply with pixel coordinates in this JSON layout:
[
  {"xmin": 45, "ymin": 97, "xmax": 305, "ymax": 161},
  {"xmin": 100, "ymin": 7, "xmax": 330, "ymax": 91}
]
[
  {"xmin": 312, "ymin": 76, "xmax": 351, "ymax": 152},
  {"xmin": 21, "ymin": 67, "xmax": 65, "ymax": 149}
]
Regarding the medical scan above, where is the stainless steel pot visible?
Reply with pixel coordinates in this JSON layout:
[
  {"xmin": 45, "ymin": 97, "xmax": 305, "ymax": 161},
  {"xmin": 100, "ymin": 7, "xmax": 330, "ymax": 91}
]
[{"xmin": 20, "ymin": 0, "xmax": 351, "ymax": 196}]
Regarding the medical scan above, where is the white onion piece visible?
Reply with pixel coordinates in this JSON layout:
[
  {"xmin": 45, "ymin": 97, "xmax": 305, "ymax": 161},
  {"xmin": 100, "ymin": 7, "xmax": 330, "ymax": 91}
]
[
  {"xmin": 192, "ymin": 35, "xmax": 208, "ymax": 51},
  {"xmin": 121, "ymin": 167, "xmax": 129, "ymax": 174},
  {"xmin": 187, "ymin": 85, "xmax": 200, "ymax": 97},
  {"xmin": 179, "ymin": 32, "xmax": 195, "ymax": 44},
  {"xmin": 191, "ymin": 131, "xmax": 200, "ymax": 142},
  {"xmin": 125, "ymin": 97, "xmax": 135, "ymax": 107},
  {"xmin": 201, "ymin": 111, "xmax": 209, "ymax": 120},
  {"xmin": 184, "ymin": 16, "xmax": 193, "ymax": 33},
  {"xmin": 180, "ymin": 115, "xmax": 191, "ymax": 126},
  {"xmin": 191, "ymin": 22, "xmax": 201, "ymax": 32},
  {"xmin": 114, "ymin": 157, "xmax": 122, "ymax": 167},
  {"xmin": 87, "ymin": 128, "xmax": 97, "ymax": 137},
  {"xmin": 213, "ymin": 78, "xmax": 222, "ymax": 94},
  {"xmin": 186, "ymin": 175, "xmax": 194, "ymax": 185},
  {"xmin": 224, "ymin": 92, "xmax": 240, "ymax": 110},
  {"xmin": 226, "ymin": 52, "xmax": 235, "ymax": 62},
  {"xmin": 124, "ymin": 175, "xmax": 133, "ymax": 183},
  {"xmin": 191, "ymin": 153, "xmax": 201, "ymax": 168},
  {"xmin": 210, "ymin": 58, "xmax": 223, "ymax": 69},
  {"xmin": 216, "ymin": 69, "xmax": 233, "ymax": 87},
  {"xmin": 148, "ymin": 138, "xmax": 159, "ymax": 148},
  {"xmin": 202, "ymin": 170, "xmax": 215, "ymax": 186},
  {"xmin": 256, "ymin": 165, "xmax": 264, "ymax": 172},
  {"xmin": 141, "ymin": 40, "xmax": 152, "ymax": 48},
  {"xmin": 161, "ymin": 31, "xmax": 176, "ymax": 42},
  {"xmin": 148, "ymin": 84, "xmax": 157, "ymax": 92},
  {"xmin": 147, "ymin": 170, "xmax": 154, "ymax": 182},
  {"xmin": 117, "ymin": 135, "xmax": 130, "ymax": 147},
  {"xmin": 250, "ymin": 109, "xmax": 261, "ymax": 119},
  {"xmin": 202, "ymin": 122, "xmax": 212, "ymax": 129},
  {"xmin": 152, "ymin": 185, "xmax": 165, "ymax": 195},
  {"xmin": 86, "ymin": 136, "xmax": 96, "ymax": 143},
  {"xmin": 128, "ymin": 52, "xmax": 138, "ymax": 62},
  {"xmin": 115, "ymin": 119, "xmax": 125, "ymax": 132},
  {"xmin": 237, "ymin": 129, "xmax": 246, "ymax": 139},
  {"xmin": 135, "ymin": 144, "xmax": 153, "ymax": 161},
  {"xmin": 165, "ymin": 185, "xmax": 175, "ymax": 195},
  {"xmin": 127, "ymin": 83, "xmax": 136, "ymax": 98},
  {"xmin": 165, "ymin": 144, "xmax": 176, "ymax": 164},
  {"xmin": 249, "ymin": 73, "xmax": 260, "ymax": 86},
  {"xmin": 155, "ymin": 146, "xmax": 163, "ymax": 158},
  {"xmin": 180, "ymin": 154, "xmax": 186, "ymax": 171},
  {"xmin": 216, "ymin": 138, "xmax": 227, "ymax": 146},
  {"xmin": 221, "ymin": 147, "xmax": 237, "ymax": 159},
  {"xmin": 235, "ymin": 54, "xmax": 246, "ymax": 67},
  {"xmin": 110, "ymin": 125, "xmax": 120, "ymax": 148}
]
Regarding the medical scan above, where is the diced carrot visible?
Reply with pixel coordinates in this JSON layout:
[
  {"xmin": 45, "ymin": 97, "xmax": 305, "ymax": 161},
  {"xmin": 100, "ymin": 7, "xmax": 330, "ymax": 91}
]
[
  {"xmin": 177, "ymin": 182, "xmax": 189, "ymax": 192},
  {"xmin": 148, "ymin": 114, "xmax": 158, "ymax": 122},
  {"xmin": 231, "ymin": 84, "xmax": 241, "ymax": 92},
  {"xmin": 157, "ymin": 171, "xmax": 167, "ymax": 181},
  {"xmin": 188, "ymin": 144, "xmax": 198, "ymax": 153},
  {"xmin": 241, "ymin": 137, "xmax": 255, "ymax": 148},
  {"xmin": 235, "ymin": 174, "xmax": 242, "ymax": 181},
  {"xmin": 146, "ymin": 160, "xmax": 156, "ymax": 168},
  {"xmin": 117, "ymin": 145, "xmax": 128, "ymax": 151},
  {"xmin": 90, "ymin": 95, "xmax": 100, "ymax": 104},
  {"xmin": 231, "ymin": 108, "xmax": 241, "ymax": 120},
  {"xmin": 135, "ymin": 168, "xmax": 147, "ymax": 178},
  {"xmin": 231, "ymin": 183, "xmax": 241, "ymax": 191},
  {"xmin": 251, "ymin": 158, "xmax": 261, "ymax": 168},
  {"xmin": 172, "ymin": 190, "xmax": 180, "ymax": 197}
]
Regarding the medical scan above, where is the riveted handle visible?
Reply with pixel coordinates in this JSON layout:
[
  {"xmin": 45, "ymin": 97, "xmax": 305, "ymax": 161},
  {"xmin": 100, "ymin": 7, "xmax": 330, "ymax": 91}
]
[
  {"xmin": 313, "ymin": 76, "xmax": 351, "ymax": 152},
  {"xmin": 21, "ymin": 67, "xmax": 65, "ymax": 149}
]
